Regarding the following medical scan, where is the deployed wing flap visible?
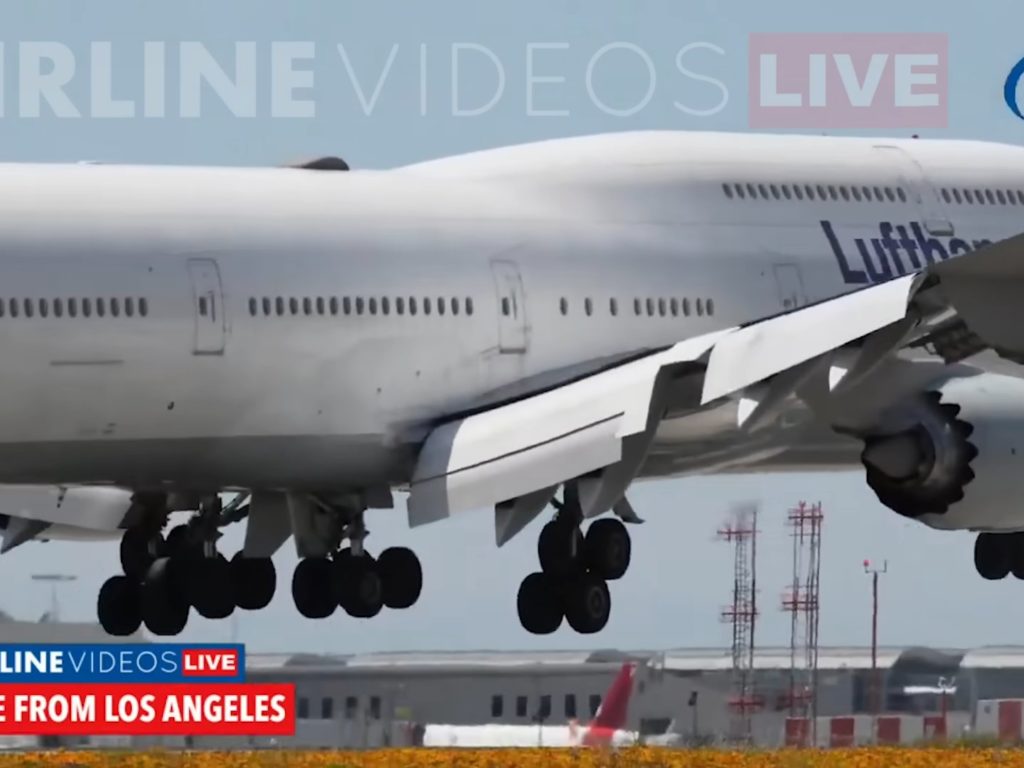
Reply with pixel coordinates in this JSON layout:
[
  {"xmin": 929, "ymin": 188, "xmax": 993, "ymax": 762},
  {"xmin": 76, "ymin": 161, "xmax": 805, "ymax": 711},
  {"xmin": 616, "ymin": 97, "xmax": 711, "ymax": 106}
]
[{"xmin": 407, "ymin": 334, "xmax": 727, "ymax": 526}]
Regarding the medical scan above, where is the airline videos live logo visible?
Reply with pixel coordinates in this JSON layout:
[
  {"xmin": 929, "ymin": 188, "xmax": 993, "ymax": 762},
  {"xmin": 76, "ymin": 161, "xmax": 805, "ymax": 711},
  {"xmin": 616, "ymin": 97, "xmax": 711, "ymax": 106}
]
[
  {"xmin": 182, "ymin": 648, "xmax": 239, "ymax": 677},
  {"xmin": 748, "ymin": 33, "xmax": 948, "ymax": 129}
]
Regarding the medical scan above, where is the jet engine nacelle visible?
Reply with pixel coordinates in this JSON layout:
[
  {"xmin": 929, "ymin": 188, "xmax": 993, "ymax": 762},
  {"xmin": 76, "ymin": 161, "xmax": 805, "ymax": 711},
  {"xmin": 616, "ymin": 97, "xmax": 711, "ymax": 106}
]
[
  {"xmin": 0, "ymin": 486, "xmax": 134, "ymax": 551},
  {"xmin": 861, "ymin": 373, "xmax": 1024, "ymax": 532}
]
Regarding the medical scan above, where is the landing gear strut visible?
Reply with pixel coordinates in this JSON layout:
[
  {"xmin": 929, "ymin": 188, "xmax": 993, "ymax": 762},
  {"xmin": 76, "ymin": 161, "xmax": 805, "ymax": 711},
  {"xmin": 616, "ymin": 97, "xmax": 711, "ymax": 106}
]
[{"xmin": 517, "ymin": 484, "xmax": 632, "ymax": 636}]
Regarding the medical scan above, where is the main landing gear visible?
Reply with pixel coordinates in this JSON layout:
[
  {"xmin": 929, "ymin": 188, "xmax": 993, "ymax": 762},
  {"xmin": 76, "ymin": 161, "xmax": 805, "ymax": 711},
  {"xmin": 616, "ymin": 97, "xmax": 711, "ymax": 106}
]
[
  {"xmin": 516, "ymin": 485, "xmax": 632, "ymax": 636},
  {"xmin": 97, "ymin": 495, "xmax": 277, "ymax": 637},
  {"xmin": 290, "ymin": 511, "xmax": 423, "ymax": 620},
  {"xmin": 973, "ymin": 532, "xmax": 1024, "ymax": 581}
]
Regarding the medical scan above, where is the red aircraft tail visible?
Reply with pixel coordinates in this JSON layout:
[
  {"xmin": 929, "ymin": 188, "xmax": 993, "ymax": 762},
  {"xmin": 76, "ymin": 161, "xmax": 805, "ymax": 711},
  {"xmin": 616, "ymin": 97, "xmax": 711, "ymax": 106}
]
[{"xmin": 581, "ymin": 662, "xmax": 637, "ymax": 745}]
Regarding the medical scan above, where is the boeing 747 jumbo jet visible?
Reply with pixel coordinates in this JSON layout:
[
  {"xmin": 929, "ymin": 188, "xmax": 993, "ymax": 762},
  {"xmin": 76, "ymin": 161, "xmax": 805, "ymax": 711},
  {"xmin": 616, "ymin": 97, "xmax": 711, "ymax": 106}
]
[{"xmin": 2, "ymin": 129, "xmax": 1024, "ymax": 638}]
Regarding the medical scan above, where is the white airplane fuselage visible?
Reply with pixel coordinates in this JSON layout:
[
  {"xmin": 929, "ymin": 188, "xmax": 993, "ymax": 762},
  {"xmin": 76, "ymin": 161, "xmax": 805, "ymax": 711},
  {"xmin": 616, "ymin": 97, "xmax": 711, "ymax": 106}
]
[{"xmin": 0, "ymin": 131, "xmax": 1021, "ymax": 495}]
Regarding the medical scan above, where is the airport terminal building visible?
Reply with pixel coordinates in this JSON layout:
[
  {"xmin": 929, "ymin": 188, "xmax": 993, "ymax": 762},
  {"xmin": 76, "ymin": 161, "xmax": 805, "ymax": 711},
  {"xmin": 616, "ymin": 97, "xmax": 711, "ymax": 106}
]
[{"xmin": 0, "ymin": 612, "xmax": 1019, "ymax": 748}]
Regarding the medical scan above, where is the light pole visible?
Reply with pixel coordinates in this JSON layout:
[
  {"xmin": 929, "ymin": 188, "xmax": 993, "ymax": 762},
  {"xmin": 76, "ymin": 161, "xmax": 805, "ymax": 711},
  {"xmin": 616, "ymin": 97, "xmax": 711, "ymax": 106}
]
[
  {"xmin": 31, "ymin": 574, "xmax": 77, "ymax": 623},
  {"xmin": 863, "ymin": 560, "xmax": 888, "ymax": 716}
]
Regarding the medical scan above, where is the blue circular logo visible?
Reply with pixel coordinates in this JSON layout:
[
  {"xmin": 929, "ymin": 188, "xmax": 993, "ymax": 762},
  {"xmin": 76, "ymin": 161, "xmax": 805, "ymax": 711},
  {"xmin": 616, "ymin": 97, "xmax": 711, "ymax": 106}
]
[{"xmin": 1005, "ymin": 57, "xmax": 1024, "ymax": 120}]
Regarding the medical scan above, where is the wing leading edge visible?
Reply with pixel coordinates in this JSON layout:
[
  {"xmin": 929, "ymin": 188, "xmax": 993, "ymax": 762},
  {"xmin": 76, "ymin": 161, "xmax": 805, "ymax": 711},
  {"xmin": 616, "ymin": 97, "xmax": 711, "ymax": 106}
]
[{"xmin": 407, "ymin": 231, "xmax": 1024, "ymax": 542}]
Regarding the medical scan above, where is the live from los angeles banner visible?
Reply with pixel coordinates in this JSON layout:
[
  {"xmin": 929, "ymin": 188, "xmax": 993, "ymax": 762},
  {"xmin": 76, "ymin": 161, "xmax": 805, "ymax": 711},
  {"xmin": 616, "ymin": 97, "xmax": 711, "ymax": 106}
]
[{"xmin": 0, "ymin": 644, "xmax": 295, "ymax": 736}]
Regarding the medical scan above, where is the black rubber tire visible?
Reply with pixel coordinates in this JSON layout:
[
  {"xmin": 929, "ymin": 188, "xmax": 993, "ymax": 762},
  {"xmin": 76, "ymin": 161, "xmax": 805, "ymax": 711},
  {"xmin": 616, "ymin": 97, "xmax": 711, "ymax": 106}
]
[
  {"xmin": 339, "ymin": 557, "xmax": 384, "ymax": 619},
  {"xmin": 141, "ymin": 558, "xmax": 189, "ymax": 636},
  {"xmin": 292, "ymin": 558, "xmax": 336, "ymax": 619},
  {"xmin": 163, "ymin": 525, "xmax": 191, "ymax": 560},
  {"xmin": 564, "ymin": 572, "xmax": 611, "ymax": 635},
  {"xmin": 538, "ymin": 521, "xmax": 583, "ymax": 577},
  {"xmin": 378, "ymin": 547, "xmax": 423, "ymax": 609},
  {"xmin": 97, "ymin": 576, "xmax": 142, "ymax": 637},
  {"xmin": 584, "ymin": 518, "xmax": 631, "ymax": 581},
  {"xmin": 516, "ymin": 572, "xmax": 562, "ymax": 635},
  {"xmin": 120, "ymin": 528, "xmax": 162, "ymax": 580},
  {"xmin": 189, "ymin": 554, "xmax": 235, "ymax": 619},
  {"xmin": 230, "ymin": 553, "xmax": 276, "ymax": 610},
  {"xmin": 976, "ymin": 534, "xmax": 1012, "ymax": 581}
]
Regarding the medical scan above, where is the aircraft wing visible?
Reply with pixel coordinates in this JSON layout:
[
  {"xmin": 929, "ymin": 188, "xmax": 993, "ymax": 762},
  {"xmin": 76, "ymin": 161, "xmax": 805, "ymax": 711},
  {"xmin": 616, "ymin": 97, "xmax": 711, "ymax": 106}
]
[{"xmin": 407, "ymin": 232, "xmax": 1024, "ymax": 542}]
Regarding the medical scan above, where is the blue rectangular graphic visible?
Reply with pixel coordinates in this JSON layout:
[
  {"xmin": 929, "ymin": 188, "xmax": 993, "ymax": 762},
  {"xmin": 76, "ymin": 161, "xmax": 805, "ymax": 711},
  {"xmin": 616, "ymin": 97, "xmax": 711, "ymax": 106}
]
[{"xmin": 0, "ymin": 644, "xmax": 245, "ymax": 683}]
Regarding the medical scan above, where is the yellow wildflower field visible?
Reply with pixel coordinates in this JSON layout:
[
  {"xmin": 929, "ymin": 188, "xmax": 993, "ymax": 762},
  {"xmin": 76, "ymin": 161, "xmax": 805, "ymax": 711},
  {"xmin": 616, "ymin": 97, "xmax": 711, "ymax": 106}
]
[{"xmin": 1, "ymin": 749, "xmax": 1024, "ymax": 768}]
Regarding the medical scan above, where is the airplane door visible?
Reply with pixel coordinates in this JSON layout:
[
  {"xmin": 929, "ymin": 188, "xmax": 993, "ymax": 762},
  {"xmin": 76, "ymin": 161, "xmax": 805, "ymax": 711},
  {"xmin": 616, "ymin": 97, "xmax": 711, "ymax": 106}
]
[
  {"xmin": 490, "ymin": 259, "xmax": 528, "ymax": 353},
  {"xmin": 873, "ymin": 145, "xmax": 954, "ymax": 237},
  {"xmin": 186, "ymin": 257, "xmax": 226, "ymax": 355},
  {"xmin": 773, "ymin": 263, "xmax": 806, "ymax": 311}
]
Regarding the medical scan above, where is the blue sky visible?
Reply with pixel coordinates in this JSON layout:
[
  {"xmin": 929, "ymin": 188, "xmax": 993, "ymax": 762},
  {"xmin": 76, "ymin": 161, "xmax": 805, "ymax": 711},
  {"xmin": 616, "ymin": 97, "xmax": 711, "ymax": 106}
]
[{"xmin": 0, "ymin": 0, "xmax": 1022, "ymax": 654}]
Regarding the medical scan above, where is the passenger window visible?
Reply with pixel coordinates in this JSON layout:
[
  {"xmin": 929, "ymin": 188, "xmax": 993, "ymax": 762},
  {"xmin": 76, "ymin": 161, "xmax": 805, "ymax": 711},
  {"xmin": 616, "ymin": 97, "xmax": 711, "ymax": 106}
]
[
  {"xmin": 382, "ymin": 297, "xmax": 390, "ymax": 315},
  {"xmin": 369, "ymin": 696, "xmax": 381, "ymax": 720},
  {"xmin": 316, "ymin": 297, "xmax": 325, "ymax": 315},
  {"xmin": 609, "ymin": 298, "xmax": 618, "ymax": 316},
  {"xmin": 696, "ymin": 298, "xmax": 704, "ymax": 316},
  {"xmin": 368, "ymin": 298, "xmax": 377, "ymax": 315},
  {"xmin": 139, "ymin": 298, "xmax": 147, "ymax": 317},
  {"xmin": 1017, "ymin": 191, "xmax": 1024, "ymax": 205},
  {"xmin": 793, "ymin": 185, "xmax": 803, "ymax": 200},
  {"xmin": 9, "ymin": 300, "xmax": 17, "ymax": 318},
  {"xmin": 303, "ymin": 297, "xmax": 312, "ymax": 315},
  {"xmin": 516, "ymin": 696, "xmax": 527, "ymax": 718},
  {"xmin": 356, "ymin": 297, "xmax": 365, "ymax": 315},
  {"xmin": 54, "ymin": 299, "xmax": 63, "ymax": 318},
  {"xmin": 559, "ymin": 298, "xmax": 568, "ymax": 316},
  {"xmin": 125, "ymin": 297, "xmax": 134, "ymax": 317},
  {"xmin": 288, "ymin": 297, "xmax": 298, "ymax": 315},
  {"xmin": 501, "ymin": 297, "xmax": 509, "ymax": 316},
  {"xmin": 589, "ymin": 695, "xmax": 602, "ymax": 717},
  {"xmin": 975, "ymin": 189, "xmax": 985, "ymax": 205},
  {"xmin": 862, "ymin": 186, "xmax": 872, "ymax": 200},
  {"xmin": 450, "ymin": 297, "xmax": 458, "ymax": 315},
  {"xmin": 735, "ymin": 184, "xmax": 745, "ymax": 199},
  {"xmin": 565, "ymin": 694, "xmax": 577, "ymax": 719},
  {"xmin": 682, "ymin": 298, "xmax": 691, "ymax": 317},
  {"xmin": 986, "ymin": 189, "xmax": 996, "ymax": 204},
  {"xmin": 39, "ymin": 299, "xmax": 49, "ymax": 318},
  {"xmin": 645, "ymin": 298, "xmax": 654, "ymax": 316},
  {"xmin": 657, "ymin": 298, "xmax": 666, "ymax": 316},
  {"xmin": 963, "ymin": 189, "xmax": 974, "ymax": 203},
  {"xmin": 584, "ymin": 298, "xmax": 593, "ymax": 316},
  {"xmin": 840, "ymin": 186, "xmax": 851, "ymax": 201},
  {"xmin": 329, "ymin": 297, "xmax": 339, "ymax": 316},
  {"xmin": 539, "ymin": 695, "xmax": 551, "ymax": 720},
  {"xmin": 409, "ymin": 297, "xmax": 417, "ymax": 315},
  {"xmin": 321, "ymin": 698, "xmax": 333, "ymax": 719},
  {"xmin": 345, "ymin": 697, "xmax": 357, "ymax": 720},
  {"xmin": 953, "ymin": 189, "xmax": 962, "ymax": 204},
  {"xmin": 850, "ymin": 187, "xmax": 861, "ymax": 201},
  {"xmin": 997, "ymin": 190, "xmax": 1007, "ymax": 205},
  {"xmin": 491, "ymin": 695, "xmax": 503, "ymax": 718},
  {"xmin": 96, "ymin": 298, "xmax": 106, "ymax": 318},
  {"xmin": 396, "ymin": 297, "xmax": 405, "ymax": 315},
  {"xmin": 941, "ymin": 189, "xmax": 951, "ymax": 203},
  {"xmin": 884, "ymin": 188, "xmax": 895, "ymax": 202},
  {"xmin": 807, "ymin": 185, "xmax": 817, "ymax": 200},
  {"xmin": 757, "ymin": 183, "xmax": 769, "ymax": 199},
  {"xmin": 707, "ymin": 298, "xmax": 715, "ymax": 315},
  {"xmin": 110, "ymin": 298, "xmax": 120, "ymax": 317},
  {"xmin": 745, "ymin": 183, "xmax": 757, "ymax": 198},
  {"xmin": 343, "ymin": 297, "xmax": 352, "ymax": 315},
  {"xmin": 670, "ymin": 298, "xmax": 679, "ymax": 316},
  {"xmin": 897, "ymin": 188, "xmax": 907, "ymax": 202},
  {"xmin": 466, "ymin": 297, "xmax": 473, "ymax": 315},
  {"xmin": 769, "ymin": 184, "xmax": 780, "ymax": 199},
  {"xmin": 437, "ymin": 297, "xmax": 445, "ymax": 316},
  {"xmin": 872, "ymin": 186, "xmax": 883, "ymax": 201},
  {"xmin": 781, "ymin": 185, "xmax": 792, "ymax": 200},
  {"xmin": 722, "ymin": 183, "xmax": 733, "ymax": 199},
  {"xmin": 633, "ymin": 298, "xmax": 641, "ymax": 316},
  {"xmin": 23, "ymin": 299, "xmax": 33, "ymax": 318}
]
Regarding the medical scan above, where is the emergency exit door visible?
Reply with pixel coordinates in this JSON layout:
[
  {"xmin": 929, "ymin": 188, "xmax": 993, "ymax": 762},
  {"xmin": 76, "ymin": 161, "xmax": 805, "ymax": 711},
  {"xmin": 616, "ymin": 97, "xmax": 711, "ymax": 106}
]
[
  {"xmin": 187, "ymin": 258, "xmax": 226, "ymax": 355},
  {"xmin": 490, "ymin": 260, "xmax": 528, "ymax": 353}
]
